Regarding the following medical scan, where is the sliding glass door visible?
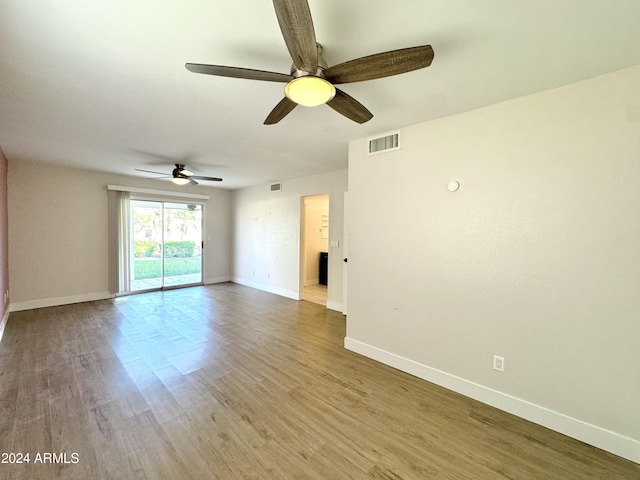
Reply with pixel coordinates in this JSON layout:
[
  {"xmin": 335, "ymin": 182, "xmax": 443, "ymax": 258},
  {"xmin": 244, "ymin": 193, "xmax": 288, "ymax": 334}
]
[{"xmin": 130, "ymin": 200, "xmax": 202, "ymax": 292}]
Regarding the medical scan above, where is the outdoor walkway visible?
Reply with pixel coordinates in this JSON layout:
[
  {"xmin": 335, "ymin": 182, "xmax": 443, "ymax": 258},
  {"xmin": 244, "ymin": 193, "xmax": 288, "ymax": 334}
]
[{"xmin": 131, "ymin": 273, "xmax": 202, "ymax": 291}]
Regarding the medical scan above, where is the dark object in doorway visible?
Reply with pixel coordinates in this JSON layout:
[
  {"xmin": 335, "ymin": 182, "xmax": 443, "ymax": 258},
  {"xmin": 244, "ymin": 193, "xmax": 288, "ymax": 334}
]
[{"xmin": 319, "ymin": 251, "xmax": 328, "ymax": 285}]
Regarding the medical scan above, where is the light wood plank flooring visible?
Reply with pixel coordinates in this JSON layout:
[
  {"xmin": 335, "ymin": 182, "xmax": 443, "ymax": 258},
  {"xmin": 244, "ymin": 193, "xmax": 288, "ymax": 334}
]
[
  {"xmin": 302, "ymin": 284, "xmax": 327, "ymax": 306},
  {"xmin": 0, "ymin": 283, "xmax": 638, "ymax": 479}
]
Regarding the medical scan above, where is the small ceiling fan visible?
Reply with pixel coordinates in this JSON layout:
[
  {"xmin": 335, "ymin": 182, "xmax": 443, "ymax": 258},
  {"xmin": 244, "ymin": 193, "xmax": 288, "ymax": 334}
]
[
  {"xmin": 135, "ymin": 164, "xmax": 222, "ymax": 185},
  {"xmin": 185, "ymin": 0, "xmax": 434, "ymax": 125}
]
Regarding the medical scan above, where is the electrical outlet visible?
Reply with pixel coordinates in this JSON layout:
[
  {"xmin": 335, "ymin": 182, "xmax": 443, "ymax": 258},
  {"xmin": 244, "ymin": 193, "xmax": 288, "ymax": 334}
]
[{"xmin": 493, "ymin": 355, "xmax": 505, "ymax": 372}]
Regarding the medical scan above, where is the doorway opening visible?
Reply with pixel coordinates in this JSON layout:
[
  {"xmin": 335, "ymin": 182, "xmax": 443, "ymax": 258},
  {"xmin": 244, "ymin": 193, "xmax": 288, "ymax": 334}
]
[
  {"xmin": 300, "ymin": 194, "xmax": 329, "ymax": 306},
  {"xmin": 130, "ymin": 200, "xmax": 203, "ymax": 292}
]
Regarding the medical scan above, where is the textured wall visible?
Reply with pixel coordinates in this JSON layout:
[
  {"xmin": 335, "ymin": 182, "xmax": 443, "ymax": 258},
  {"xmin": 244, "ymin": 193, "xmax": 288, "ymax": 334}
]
[
  {"xmin": 232, "ymin": 170, "xmax": 347, "ymax": 310},
  {"xmin": 346, "ymin": 66, "xmax": 640, "ymax": 459}
]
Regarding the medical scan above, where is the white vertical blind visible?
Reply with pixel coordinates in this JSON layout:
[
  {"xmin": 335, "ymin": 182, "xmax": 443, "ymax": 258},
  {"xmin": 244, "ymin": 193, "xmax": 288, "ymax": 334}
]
[
  {"xmin": 118, "ymin": 191, "xmax": 131, "ymax": 293},
  {"xmin": 108, "ymin": 190, "xmax": 131, "ymax": 294}
]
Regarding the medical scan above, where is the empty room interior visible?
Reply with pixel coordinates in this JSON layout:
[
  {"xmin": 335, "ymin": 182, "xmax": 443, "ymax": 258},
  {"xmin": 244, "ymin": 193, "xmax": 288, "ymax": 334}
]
[{"xmin": 1, "ymin": 1, "xmax": 639, "ymax": 478}]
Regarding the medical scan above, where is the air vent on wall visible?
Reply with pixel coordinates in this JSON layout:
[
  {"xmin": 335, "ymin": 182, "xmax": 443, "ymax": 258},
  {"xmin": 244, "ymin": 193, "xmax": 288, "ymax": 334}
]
[
  {"xmin": 270, "ymin": 182, "xmax": 282, "ymax": 192},
  {"xmin": 368, "ymin": 131, "xmax": 400, "ymax": 155}
]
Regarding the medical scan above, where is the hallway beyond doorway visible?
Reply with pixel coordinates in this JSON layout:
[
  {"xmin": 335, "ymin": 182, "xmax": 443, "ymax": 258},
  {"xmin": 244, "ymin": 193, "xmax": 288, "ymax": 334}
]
[
  {"xmin": 300, "ymin": 194, "xmax": 329, "ymax": 308},
  {"xmin": 303, "ymin": 283, "xmax": 327, "ymax": 306}
]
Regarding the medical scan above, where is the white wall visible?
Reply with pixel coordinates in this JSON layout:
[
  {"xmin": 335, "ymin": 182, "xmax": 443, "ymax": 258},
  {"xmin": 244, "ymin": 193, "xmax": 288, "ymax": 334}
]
[
  {"xmin": 346, "ymin": 65, "xmax": 640, "ymax": 462},
  {"xmin": 8, "ymin": 161, "xmax": 232, "ymax": 310},
  {"xmin": 232, "ymin": 169, "xmax": 347, "ymax": 311}
]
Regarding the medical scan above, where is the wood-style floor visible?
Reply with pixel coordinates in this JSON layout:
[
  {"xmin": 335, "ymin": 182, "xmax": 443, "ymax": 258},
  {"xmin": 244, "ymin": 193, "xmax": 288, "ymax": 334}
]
[
  {"xmin": 1, "ymin": 283, "xmax": 638, "ymax": 479},
  {"xmin": 302, "ymin": 284, "xmax": 327, "ymax": 306}
]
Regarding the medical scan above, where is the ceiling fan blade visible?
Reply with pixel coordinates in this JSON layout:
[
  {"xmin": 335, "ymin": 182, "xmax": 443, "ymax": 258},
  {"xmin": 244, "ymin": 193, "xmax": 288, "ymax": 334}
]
[
  {"xmin": 135, "ymin": 168, "xmax": 171, "ymax": 176},
  {"xmin": 327, "ymin": 89, "xmax": 373, "ymax": 124},
  {"xmin": 272, "ymin": 0, "xmax": 318, "ymax": 73},
  {"xmin": 190, "ymin": 175, "xmax": 223, "ymax": 182},
  {"xmin": 188, "ymin": 179, "xmax": 198, "ymax": 185},
  {"xmin": 264, "ymin": 97, "xmax": 298, "ymax": 125},
  {"xmin": 185, "ymin": 64, "xmax": 293, "ymax": 83},
  {"xmin": 324, "ymin": 45, "xmax": 434, "ymax": 84}
]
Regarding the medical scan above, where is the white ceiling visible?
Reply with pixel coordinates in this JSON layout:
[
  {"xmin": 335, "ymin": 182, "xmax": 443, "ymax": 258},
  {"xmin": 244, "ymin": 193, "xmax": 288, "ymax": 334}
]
[{"xmin": 2, "ymin": 1, "xmax": 640, "ymax": 189}]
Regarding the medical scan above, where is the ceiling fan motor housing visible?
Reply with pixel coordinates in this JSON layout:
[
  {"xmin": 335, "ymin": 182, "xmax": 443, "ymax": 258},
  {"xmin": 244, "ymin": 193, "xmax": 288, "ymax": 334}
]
[
  {"xmin": 172, "ymin": 164, "xmax": 192, "ymax": 177},
  {"xmin": 289, "ymin": 43, "xmax": 328, "ymax": 78},
  {"xmin": 284, "ymin": 43, "xmax": 336, "ymax": 106}
]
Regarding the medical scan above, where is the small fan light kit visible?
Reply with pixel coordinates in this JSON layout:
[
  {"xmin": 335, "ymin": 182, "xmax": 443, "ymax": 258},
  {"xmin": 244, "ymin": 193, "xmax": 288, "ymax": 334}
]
[
  {"xmin": 186, "ymin": 0, "xmax": 434, "ymax": 124},
  {"xmin": 284, "ymin": 75, "xmax": 335, "ymax": 107},
  {"xmin": 135, "ymin": 164, "xmax": 222, "ymax": 185}
]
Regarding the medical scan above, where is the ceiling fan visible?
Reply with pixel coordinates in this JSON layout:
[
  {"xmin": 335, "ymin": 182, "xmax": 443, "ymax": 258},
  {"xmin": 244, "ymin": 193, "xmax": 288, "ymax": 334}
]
[
  {"xmin": 135, "ymin": 164, "xmax": 222, "ymax": 185},
  {"xmin": 185, "ymin": 0, "xmax": 434, "ymax": 125}
]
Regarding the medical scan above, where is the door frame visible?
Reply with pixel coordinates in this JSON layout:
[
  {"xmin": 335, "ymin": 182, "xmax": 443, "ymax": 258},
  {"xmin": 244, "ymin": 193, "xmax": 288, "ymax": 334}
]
[{"xmin": 299, "ymin": 193, "xmax": 330, "ymax": 305}]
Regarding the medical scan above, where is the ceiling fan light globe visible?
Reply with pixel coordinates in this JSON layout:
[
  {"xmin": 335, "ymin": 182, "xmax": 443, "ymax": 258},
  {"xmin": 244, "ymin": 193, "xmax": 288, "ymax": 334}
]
[
  {"xmin": 284, "ymin": 76, "xmax": 336, "ymax": 107},
  {"xmin": 171, "ymin": 177, "xmax": 191, "ymax": 186}
]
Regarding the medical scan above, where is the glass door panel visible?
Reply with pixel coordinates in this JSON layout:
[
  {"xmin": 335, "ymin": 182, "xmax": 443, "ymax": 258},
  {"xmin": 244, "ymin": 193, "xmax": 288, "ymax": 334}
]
[
  {"xmin": 130, "ymin": 200, "xmax": 202, "ymax": 292},
  {"xmin": 163, "ymin": 202, "xmax": 202, "ymax": 287},
  {"xmin": 131, "ymin": 200, "xmax": 163, "ymax": 291}
]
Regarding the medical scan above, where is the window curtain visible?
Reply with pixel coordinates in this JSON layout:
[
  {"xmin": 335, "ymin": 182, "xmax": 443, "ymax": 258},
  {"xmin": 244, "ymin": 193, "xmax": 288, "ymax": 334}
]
[{"xmin": 108, "ymin": 190, "xmax": 131, "ymax": 294}]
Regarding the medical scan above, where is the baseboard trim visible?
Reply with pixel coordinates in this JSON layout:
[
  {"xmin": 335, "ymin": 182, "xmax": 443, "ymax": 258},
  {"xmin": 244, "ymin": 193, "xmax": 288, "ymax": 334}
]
[
  {"xmin": 232, "ymin": 277, "xmax": 300, "ymax": 301},
  {"xmin": 204, "ymin": 276, "xmax": 232, "ymax": 285},
  {"xmin": 344, "ymin": 337, "xmax": 640, "ymax": 464},
  {"xmin": 9, "ymin": 292, "xmax": 114, "ymax": 312},
  {"xmin": 326, "ymin": 301, "xmax": 344, "ymax": 313}
]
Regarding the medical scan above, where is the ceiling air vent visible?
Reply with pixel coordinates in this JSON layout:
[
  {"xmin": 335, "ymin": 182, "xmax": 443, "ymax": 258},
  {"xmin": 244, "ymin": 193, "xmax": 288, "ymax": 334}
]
[
  {"xmin": 270, "ymin": 182, "xmax": 282, "ymax": 192},
  {"xmin": 368, "ymin": 131, "xmax": 400, "ymax": 155}
]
